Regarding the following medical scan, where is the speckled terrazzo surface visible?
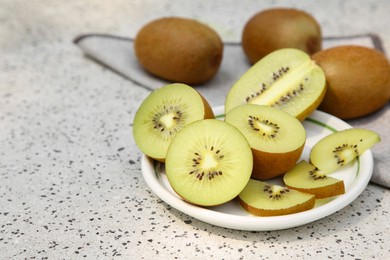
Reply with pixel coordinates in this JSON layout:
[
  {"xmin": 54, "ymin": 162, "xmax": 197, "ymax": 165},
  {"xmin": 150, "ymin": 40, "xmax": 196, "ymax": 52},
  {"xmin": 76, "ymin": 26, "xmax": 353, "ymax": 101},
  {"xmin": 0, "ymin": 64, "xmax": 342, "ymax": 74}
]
[{"xmin": 0, "ymin": 0, "xmax": 389, "ymax": 259}]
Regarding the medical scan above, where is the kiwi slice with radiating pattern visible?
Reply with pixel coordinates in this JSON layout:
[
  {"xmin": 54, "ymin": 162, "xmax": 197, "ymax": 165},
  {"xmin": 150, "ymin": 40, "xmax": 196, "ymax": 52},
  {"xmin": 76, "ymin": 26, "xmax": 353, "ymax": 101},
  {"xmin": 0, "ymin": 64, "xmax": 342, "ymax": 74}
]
[
  {"xmin": 225, "ymin": 104, "xmax": 306, "ymax": 179},
  {"xmin": 133, "ymin": 83, "xmax": 214, "ymax": 161},
  {"xmin": 165, "ymin": 119, "xmax": 253, "ymax": 206}
]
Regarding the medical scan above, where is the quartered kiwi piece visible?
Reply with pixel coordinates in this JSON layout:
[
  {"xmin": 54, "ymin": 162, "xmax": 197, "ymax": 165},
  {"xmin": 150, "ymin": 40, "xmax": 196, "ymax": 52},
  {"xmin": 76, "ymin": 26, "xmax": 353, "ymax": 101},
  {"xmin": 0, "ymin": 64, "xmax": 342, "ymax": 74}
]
[
  {"xmin": 225, "ymin": 48, "xmax": 326, "ymax": 120},
  {"xmin": 310, "ymin": 128, "xmax": 381, "ymax": 173},
  {"xmin": 283, "ymin": 160, "xmax": 345, "ymax": 199},
  {"xmin": 132, "ymin": 83, "xmax": 214, "ymax": 161},
  {"xmin": 238, "ymin": 179, "xmax": 315, "ymax": 216},
  {"xmin": 165, "ymin": 119, "xmax": 253, "ymax": 206},
  {"xmin": 225, "ymin": 104, "xmax": 306, "ymax": 179}
]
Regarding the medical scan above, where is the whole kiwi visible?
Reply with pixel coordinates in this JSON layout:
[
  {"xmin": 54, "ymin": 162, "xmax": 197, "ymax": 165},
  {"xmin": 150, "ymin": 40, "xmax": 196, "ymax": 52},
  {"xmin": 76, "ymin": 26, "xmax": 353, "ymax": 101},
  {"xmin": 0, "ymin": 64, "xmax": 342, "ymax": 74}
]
[
  {"xmin": 242, "ymin": 8, "xmax": 322, "ymax": 64},
  {"xmin": 312, "ymin": 45, "xmax": 390, "ymax": 119},
  {"xmin": 134, "ymin": 17, "xmax": 223, "ymax": 85}
]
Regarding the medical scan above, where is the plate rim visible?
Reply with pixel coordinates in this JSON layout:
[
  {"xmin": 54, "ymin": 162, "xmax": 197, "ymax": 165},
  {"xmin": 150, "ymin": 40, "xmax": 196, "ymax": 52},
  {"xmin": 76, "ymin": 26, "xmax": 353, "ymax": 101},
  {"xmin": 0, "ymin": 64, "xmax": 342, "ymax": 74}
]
[{"xmin": 141, "ymin": 107, "xmax": 374, "ymax": 231}]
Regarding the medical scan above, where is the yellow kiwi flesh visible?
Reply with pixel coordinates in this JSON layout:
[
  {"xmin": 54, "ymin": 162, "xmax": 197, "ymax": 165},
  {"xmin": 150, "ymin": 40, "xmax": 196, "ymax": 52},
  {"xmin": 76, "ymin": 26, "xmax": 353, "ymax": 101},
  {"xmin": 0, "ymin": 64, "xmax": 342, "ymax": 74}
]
[
  {"xmin": 134, "ymin": 17, "xmax": 223, "ymax": 85},
  {"xmin": 225, "ymin": 104, "xmax": 306, "ymax": 179},
  {"xmin": 225, "ymin": 48, "xmax": 326, "ymax": 121},
  {"xmin": 312, "ymin": 45, "xmax": 390, "ymax": 119},
  {"xmin": 309, "ymin": 128, "xmax": 381, "ymax": 173},
  {"xmin": 166, "ymin": 119, "xmax": 253, "ymax": 206},
  {"xmin": 283, "ymin": 160, "xmax": 345, "ymax": 199},
  {"xmin": 238, "ymin": 179, "xmax": 315, "ymax": 216},
  {"xmin": 242, "ymin": 8, "xmax": 322, "ymax": 64},
  {"xmin": 132, "ymin": 83, "xmax": 214, "ymax": 162}
]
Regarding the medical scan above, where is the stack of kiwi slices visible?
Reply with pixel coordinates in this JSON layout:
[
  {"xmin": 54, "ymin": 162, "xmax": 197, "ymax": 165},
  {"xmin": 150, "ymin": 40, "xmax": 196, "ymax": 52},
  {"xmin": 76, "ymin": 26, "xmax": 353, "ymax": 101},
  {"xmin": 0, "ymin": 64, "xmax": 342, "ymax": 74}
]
[{"xmin": 133, "ymin": 48, "xmax": 381, "ymax": 217}]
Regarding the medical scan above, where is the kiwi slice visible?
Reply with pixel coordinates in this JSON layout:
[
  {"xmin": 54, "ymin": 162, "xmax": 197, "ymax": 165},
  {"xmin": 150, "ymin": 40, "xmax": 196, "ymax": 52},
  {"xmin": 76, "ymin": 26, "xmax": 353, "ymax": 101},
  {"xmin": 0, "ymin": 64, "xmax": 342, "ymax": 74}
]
[
  {"xmin": 238, "ymin": 179, "xmax": 315, "ymax": 216},
  {"xmin": 225, "ymin": 104, "xmax": 306, "ymax": 179},
  {"xmin": 283, "ymin": 160, "xmax": 345, "ymax": 199},
  {"xmin": 132, "ymin": 83, "xmax": 214, "ymax": 161},
  {"xmin": 165, "ymin": 119, "xmax": 253, "ymax": 206},
  {"xmin": 310, "ymin": 128, "xmax": 381, "ymax": 173},
  {"xmin": 225, "ymin": 48, "xmax": 326, "ymax": 120}
]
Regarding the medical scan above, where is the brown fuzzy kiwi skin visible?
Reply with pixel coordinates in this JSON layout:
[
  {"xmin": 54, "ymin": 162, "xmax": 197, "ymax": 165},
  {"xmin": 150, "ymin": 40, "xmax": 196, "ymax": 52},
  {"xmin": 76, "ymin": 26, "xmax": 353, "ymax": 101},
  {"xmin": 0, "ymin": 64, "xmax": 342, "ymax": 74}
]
[
  {"xmin": 199, "ymin": 93, "xmax": 215, "ymax": 120},
  {"xmin": 251, "ymin": 144, "xmax": 305, "ymax": 180},
  {"xmin": 134, "ymin": 17, "xmax": 223, "ymax": 85},
  {"xmin": 312, "ymin": 45, "xmax": 390, "ymax": 119},
  {"xmin": 238, "ymin": 195, "xmax": 315, "ymax": 216},
  {"xmin": 285, "ymin": 181, "xmax": 345, "ymax": 199},
  {"xmin": 242, "ymin": 8, "xmax": 322, "ymax": 64}
]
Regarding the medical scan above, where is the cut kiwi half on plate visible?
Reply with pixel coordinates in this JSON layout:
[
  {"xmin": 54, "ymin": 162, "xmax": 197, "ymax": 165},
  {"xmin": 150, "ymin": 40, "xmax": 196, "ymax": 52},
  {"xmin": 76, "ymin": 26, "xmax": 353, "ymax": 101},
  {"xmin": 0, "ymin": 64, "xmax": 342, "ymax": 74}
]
[
  {"xmin": 225, "ymin": 48, "xmax": 326, "ymax": 120},
  {"xmin": 310, "ymin": 128, "xmax": 381, "ymax": 173},
  {"xmin": 283, "ymin": 160, "xmax": 345, "ymax": 199},
  {"xmin": 238, "ymin": 179, "xmax": 315, "ymax": 216},
  {"xmin": 133, "ymin": 83, "xmax": 214, "ymax": 161},
  {"xmin": 165, "ymin": 119, "xmax": 253, "ymax": 206},
  {"xmin": 225, "ymin": 104, "xmax": 306, "ymax": 179}
]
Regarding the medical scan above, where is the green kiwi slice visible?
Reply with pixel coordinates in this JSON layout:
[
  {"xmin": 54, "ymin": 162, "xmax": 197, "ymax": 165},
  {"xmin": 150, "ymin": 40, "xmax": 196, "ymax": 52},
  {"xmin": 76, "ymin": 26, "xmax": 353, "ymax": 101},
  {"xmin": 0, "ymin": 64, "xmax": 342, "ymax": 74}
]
[
  {"xmin": 225, "ymin": 48, "xmax": 326, "ymax": 120},
  {"xmin": 133, "ymin": 83, "xmax": 214, "ymax": 161},
  {"xmin": 310, "ymin": 128, "xmax": 381, "ymax": 173},
  {"xmin": 225, "ymin": 104, "xmax": 306, "ymax": 179},
  {"xmin": 238, "ymin": 179, "xmax": 315, "ymax": 216},
  {"xmin": 283, "ymin": 160, "xmax": 345, "ymax": 199},
  {"xmin": 165, "ymin": 119, "xmax": 253, "ymax": 206}
]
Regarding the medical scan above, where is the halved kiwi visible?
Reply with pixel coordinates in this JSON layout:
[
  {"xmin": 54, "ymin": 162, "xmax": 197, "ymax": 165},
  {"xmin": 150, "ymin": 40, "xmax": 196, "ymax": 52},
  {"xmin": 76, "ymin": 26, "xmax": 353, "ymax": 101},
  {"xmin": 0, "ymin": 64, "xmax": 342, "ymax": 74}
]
[
  {"xmin": 283, "ymin": 160, "xmax": 345, "ymax": 199},
  {"xmin": 238, "ymin": 179, "xmax": 315, "ymax": 216},
  {"xmin": 132, "ymin": 83, "xmax": 214, "ymax": 161},
  {"xmin": 225, "ymin": 48, "xmax": 326, "ymax": 120},
  {"xmin": 225, "ymin": 104, "xmax": 306, "ymax": 179},
  {"xmin": 310, "ymin": 128, "xmax": 381, "ymax": 173},
  {"xmin": 165, "ymin": 119, "xmax": 253, "ymax": 206}
]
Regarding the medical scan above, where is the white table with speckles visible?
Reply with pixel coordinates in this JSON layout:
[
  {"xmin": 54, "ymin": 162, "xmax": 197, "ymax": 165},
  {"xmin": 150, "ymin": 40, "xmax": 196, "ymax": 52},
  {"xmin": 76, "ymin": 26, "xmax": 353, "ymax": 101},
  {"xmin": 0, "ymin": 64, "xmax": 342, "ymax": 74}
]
[{"xmin": 1, "ymin": 1, "xmax": 389, "ymax": 259}]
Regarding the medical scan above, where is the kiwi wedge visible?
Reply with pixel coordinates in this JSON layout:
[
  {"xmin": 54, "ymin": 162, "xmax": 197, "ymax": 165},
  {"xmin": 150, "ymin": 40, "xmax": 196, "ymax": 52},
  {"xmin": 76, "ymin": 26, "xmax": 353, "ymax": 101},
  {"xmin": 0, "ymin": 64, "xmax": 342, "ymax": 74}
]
[
  {"xmin": 165, "ymin": 119, "xmax": 253, "ymax": 206},
  {"xmin": 132, "ymin": 83, "xmax": 214, "ymax": 161},
  {"xmin": 225, "ymin": 104, "xmax": 306, "ymax": 179},
  {"xmin": 310, "ymin": 128, "xmax": 381, "ymax": 173},
  {"xmin": 225, "ymin": 48, "xmax": 326, "ymax": 121},
  {"xmin": 238, "ymin": 179, "xmax": 315, "ymax": 216},
  {"xmin": 283, "ymin": 160, "xmax": 345, "ymax": 199}
]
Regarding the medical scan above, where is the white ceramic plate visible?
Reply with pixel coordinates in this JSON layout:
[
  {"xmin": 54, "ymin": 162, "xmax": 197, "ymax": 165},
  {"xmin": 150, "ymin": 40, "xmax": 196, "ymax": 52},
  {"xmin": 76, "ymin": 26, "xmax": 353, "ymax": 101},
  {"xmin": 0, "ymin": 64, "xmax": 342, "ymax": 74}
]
[{"xmin": 141, "ymin": 106, "xmax": 374, "ymax": 231}]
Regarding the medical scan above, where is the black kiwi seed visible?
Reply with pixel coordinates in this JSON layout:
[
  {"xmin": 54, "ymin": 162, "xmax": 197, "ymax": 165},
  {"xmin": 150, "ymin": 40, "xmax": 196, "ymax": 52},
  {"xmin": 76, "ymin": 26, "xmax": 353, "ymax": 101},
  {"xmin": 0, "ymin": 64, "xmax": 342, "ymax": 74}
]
[
  {"xmin": 245, "ymin": 83, "xmax": 267, "ymax": 103},
  {"xmin": 308, "ymin": 167, "xmax": 327, "ymax": 180},
  {"xmin": 331, "ymin": 143, "xmax": 360, "ymax": 166},
  {"xmin": 243, "ymin": 65, "xmax": 307, "ymax": 106},
  {"xmin": 152, "ymin": 104, "xmax": 183, "ymax": 135},
  {"xmin": 189, "ymin": 147, "xmax": 225, "ymax": 181},
  {"xmin": 245, "ymin": 67, "xmax": 292, "ymax": 103},
  {"xmin": 247, "ymin": 116, "xmax": 279, "ymax": 138},
  {"xmin": 262, "ymin": 184, "xmax": 289, "ymax": 200}
]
